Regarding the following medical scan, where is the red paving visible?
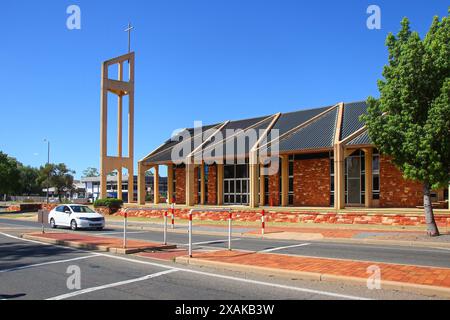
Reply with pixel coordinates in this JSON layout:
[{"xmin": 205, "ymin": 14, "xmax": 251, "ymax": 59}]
[
  {"xmin": 136, "ymin": 249, "xmax": 189, "ymax": 261},
  {"xmin": 191, "ymin": 250, "xmax": 450, "ymax": 288},
  {"xmin": 28, "ymin": 232, "xmax": 165, "ymax": 249}
]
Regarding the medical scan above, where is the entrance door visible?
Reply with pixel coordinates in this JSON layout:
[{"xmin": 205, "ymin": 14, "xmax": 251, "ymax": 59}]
[
  {"xmin": 223, "ymin": 164, "xmax": 249, "ymax": 205},
  {"xmin": 346, "ymin": 156, "xmax": 361, "ymax": 205}
]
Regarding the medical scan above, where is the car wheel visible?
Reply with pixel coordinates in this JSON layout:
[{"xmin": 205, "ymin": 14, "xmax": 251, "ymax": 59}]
[
  {"xmin": 50, "ymin": 218, "xmax": 56, "ymax": 229},
  {"xmin": 70, "ymin": 220, "xmax": 78, "ymax": 231}
]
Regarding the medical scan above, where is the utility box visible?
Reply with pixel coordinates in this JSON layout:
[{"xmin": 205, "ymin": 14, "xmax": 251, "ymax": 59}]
[{"xmin": 38, "ymin": 210, "xmax": 49, "ymax": 224}]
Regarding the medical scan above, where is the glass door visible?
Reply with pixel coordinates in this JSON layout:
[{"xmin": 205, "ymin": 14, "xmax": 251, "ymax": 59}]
[{"xmin": 346, "ymin": 156, "xmax": 362, "ymax": 205}]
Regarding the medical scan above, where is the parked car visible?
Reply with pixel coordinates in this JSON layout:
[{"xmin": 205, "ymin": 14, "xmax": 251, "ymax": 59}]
[{"xmin": 48, "ymin": 205, "xmax": 105, "ymax": 231}]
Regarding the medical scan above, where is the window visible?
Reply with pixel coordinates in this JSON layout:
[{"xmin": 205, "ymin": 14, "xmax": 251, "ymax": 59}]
[
  {"xmin": 71, "ymin": 206, "xmax": 95, "ymax": 213},
  {"xmin": 288, "ymin": 155, "xmax": 294, "ymax": 205},
  {"xmin": 372, "ymin": 153, "xmax": 380, "ymax": 200},
  {"xmin": 330, "ymin": 152, "xmax": 335, "ymax": 207}
]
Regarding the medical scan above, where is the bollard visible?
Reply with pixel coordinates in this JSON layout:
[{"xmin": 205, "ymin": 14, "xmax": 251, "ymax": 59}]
[
  {"xmin": 171, "ymin": 203, "xmax": 175, "ymax": 229},
  {"xmin": 228, "ymin": 211, "xmax": 232, "ymax": 251},
  {"xmin": 188, "ymin": 210, "xmax": 193, "ymax": 257},
  {"xmin": 123, "ymin": 210, "xmax": 128, "ymax": 249},
  {"xmin": 261, "ymin": 209, "xmax": 265, "ymax": 238},
  {"xmin": 163, "ymin": 211, "xmax": 168, "ymax": 245}
]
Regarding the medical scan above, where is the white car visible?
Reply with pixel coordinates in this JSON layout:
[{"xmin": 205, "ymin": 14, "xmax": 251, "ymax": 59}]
[{"xmin": 48, "ymin": 205, "xmax": 105, "ymax": 231}]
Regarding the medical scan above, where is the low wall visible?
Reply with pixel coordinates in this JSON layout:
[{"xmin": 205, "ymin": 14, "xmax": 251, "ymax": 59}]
[
  {"xmin": 7, "ymin": 203, "xmax": 59, "ymax": 213},
  {"xmin": 115, "ymin": 208, "xmax": 450, "ymax": 227}
]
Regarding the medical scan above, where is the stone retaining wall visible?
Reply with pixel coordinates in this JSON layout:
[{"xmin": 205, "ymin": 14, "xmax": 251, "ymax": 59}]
[{"xmin": 116, "ymin": 208, "xmax": 450, "ymax": 227}]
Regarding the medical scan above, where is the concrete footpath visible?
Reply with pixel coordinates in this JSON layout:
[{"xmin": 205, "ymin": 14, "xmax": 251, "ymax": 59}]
[{"xmin": 176, "ymin": 250, "xmax": 450, "ymax": 299}]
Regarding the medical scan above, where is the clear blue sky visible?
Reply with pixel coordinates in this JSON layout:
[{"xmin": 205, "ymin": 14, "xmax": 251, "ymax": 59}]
[{"xmin": 0, "ymin": 0, "xmax": 447, "ymax": 178}]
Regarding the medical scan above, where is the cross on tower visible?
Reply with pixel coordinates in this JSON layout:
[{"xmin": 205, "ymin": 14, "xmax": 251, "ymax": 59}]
[{"xmin": 124, "ymin": 22, "xmax": 134, "ymax": 53}]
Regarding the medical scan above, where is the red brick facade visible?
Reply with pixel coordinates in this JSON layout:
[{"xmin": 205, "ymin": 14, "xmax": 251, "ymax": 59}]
[
  {"xmin": 293, "ymin": 158, "xmax": 330, "ymax": 207},
  {"xmin": 379, "ymin": 156, "xmax": 423, "ymax": 208},
  {"xmin": 194, "ymin": 167, "xmax": 199, "ymax": 204},
  {"xmin": 174, "ymin": 166, "xmax": 186, "ymax": 204},
  {"xmin": 207, "ymin": 164, "xmax": 217, "ymax": 205},
  {"xmin": 268, "ymin": 172, "xmax": 280, "ymax": 206}
]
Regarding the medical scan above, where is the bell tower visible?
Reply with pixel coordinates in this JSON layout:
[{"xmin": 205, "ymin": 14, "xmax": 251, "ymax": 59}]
[{"xmin": 99, "ymin": 52, "xmax": 135, "ymax": 202}]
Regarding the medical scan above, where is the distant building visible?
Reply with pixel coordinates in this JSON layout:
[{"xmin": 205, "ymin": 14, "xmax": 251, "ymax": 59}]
[{"xmin": 81, "ymin": 175, "xmax": 168, "ymax": 203}]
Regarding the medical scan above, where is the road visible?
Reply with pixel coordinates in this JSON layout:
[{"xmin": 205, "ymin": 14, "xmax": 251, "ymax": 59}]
[
  {"xmin": 2, "ymin": 218, "xmax": 450, "ymax": 269},
  {"xmin": 0, "ymin": 223, "xmax": 440, "ymax": 300}
]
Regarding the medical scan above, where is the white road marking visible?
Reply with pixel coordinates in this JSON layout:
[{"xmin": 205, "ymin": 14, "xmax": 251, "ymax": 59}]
[
  {"xmin": 46, "ymin": 269, "xmax": 179, "ymax": 300},
  {"xmin": 94, "ymin": 231, "xmax": 149, "ymax": 236},
  {"xmin": 0, "ymin": 231, "xmax": 370, "ymax": 300},
  {"xmin": 259, "ymin": 243, "xmax": 312, "ymax": 253},
  {"xmin": 0, "ymin": 255, "xmax": 100, "ymax": 273},
  {"xmin": 180, "ymin": 238, "xmax": 242, "ymax": 246}
]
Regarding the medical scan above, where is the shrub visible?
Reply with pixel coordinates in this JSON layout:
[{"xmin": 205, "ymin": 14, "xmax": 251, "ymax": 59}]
[{"xmin": 94, "ymin": 198, "xmax": 123, "ymax": 209}]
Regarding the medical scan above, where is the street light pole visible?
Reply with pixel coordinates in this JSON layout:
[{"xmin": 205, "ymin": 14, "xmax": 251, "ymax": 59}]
[{"xmin": 44, "ymin": 139, "xmax": 50, "ymax": 204}]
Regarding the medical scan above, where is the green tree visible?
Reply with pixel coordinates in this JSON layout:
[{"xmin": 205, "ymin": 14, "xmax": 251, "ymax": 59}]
[
  {"xmin": 363, "ymin": 12, "xmax": 450, "ymax": 236},
  {"xmin": 0, "ymin": 152, "xmax": 21, "ymax": 200},
  {"xmin": 18, "ymin": 165, "xmax": 41, "ymax": 195},
  {"xmin": 38, "ymin": 163, "xmax": 76, "ymax": 201},
  {"xmin": 82, "ymin": 167, "xmax": 99, "ymax": 178}
]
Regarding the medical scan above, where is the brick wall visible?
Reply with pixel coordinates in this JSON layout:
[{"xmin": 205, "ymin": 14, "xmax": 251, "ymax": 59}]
[
  {"xmin": 268, "ymin": 171, "xmax": 280, "ymax": 206},
  {"xmin": 293, "ymin": 158, "xmax": 330, "ymax": 207},
  {"xmin": 207, "ymin": 164, "xmax": 217, "ymax": 205},
  {"xmin": 175, "ymin": 167, "xmax": 186, "ymax": 204},
  {"xmin": 116, "ymin": 208, "xmax": 450, "ymax": 227},
  {"xmin": 194, "ymin": 167, "xmax": 199, "ymax": 204},
  {"xmin": 379, "ymin": 156, "xmax": 423, "ymax": 208}
]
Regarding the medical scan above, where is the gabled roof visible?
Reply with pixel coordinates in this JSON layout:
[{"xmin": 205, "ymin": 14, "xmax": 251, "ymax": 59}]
[
  {"xmin": 340, "ymin": 101, "xmax": 368, "ymax": 141},
  {"xmin": 141, "ymin": 100, "xmax": 372, "ymax": 165},
  {"xmin": 278, "ymin": 107, "xmax": 339, "ymax": 152}
]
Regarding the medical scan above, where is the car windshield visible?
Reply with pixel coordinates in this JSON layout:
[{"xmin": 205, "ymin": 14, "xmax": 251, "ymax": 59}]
[{"xmin": 70, "ymin": 206, "xmax": 95, "ymax": 213}]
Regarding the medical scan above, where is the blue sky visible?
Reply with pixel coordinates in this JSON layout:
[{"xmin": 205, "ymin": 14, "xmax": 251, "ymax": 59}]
[{"xmin": 0, "ymin": 0, "xmax": 447, "ymax": 178}]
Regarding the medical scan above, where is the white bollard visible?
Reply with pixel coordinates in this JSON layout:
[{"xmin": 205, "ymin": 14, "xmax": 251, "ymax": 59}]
[
  {"xmin": 261, "ymin": 209, "xmax": 265, "ymax": 238},
  {"xmin": 123, "ymin": 210, "xmax": 128, "ymax": 249},
  {"xmin": 228, "ymin": 211, "xmax": 232, "ymax": 251},
  {"xmin": 188, "ymin": 210, "xmax": 193, "ymax": 257},
  {"xmin": 163, "ymin": 211, "xmax": 168, "ymax": 245},
  {"xmin": 171, "ymin": 203, "xmax": 175, "ymax": 229}
]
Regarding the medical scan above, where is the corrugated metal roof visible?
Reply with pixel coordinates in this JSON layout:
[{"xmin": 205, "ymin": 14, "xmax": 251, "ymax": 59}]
[
  {"xmin": 142, "ymin": 124, "xmax": 221, "ymax": 164},
  {"xmin": 277, "ymin": 107, "xmax": 338, "ymax": 152},
  {"xmin": 142, "ymin": 101, "xmax": 372, "ymax": 164},
  {"xmin": 340, "ymin": 101, "xmax": 368, "ymax": 140},
  {"xmin": 348, "ymin": 130, "xmax": 372, "ymax": 145}
]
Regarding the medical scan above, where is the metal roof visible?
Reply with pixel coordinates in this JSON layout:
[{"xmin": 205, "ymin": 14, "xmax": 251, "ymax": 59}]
[
  {"xmin": 347, "ymin": 130, "xmax": 372, "ymax": 145},
  {"xmin": 340, "ymin": 101, "xmax": 368, "ymax": 140},
  {"xmin": 142, "ymin": 101, "xmax": 371, "ymax": 164},
  {"xmin": 277, "ymin": 107, "xmax": 339, "ymax": 152}
]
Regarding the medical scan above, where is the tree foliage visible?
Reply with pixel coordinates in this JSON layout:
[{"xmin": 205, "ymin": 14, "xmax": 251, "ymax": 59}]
[
  {"xmin": 82, "ymin": 167, "xmax": 100, "ymax": 178},
  {"xmin": 38, "ymin": 163, "xmax": 76, "ymax": 200},
  {"xmin": 0, "ymin": 152, "xmax": 21, "ymax": 198},
  {"xmin": 363, "ymin": 11, "xmax": 450, "ymax": 236}
]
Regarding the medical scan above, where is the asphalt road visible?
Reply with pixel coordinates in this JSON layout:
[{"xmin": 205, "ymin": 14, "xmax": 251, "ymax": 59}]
[
  {"xmin": 1, "ymin": 218, "xmax": 449, "ymax": 269},
  {"xmin": 0, "ymin": 226, "xmax": 439, "ymax": 300}
]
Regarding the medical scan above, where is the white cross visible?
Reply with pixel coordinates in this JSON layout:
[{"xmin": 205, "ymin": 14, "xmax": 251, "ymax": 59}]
[{"xmin": 124, "ymin": 23, "xmax": 134, "ymax": 53}]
